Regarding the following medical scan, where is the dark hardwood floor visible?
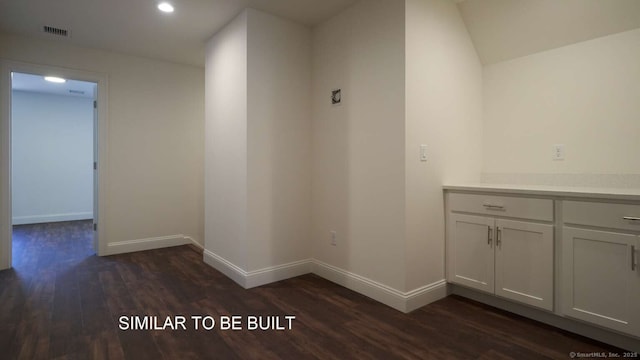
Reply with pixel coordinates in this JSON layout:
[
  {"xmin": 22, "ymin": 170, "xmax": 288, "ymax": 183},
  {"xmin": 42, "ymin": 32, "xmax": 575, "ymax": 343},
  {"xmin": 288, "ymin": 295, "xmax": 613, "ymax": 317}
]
[{"xmin": 0, "ymin": 221, "xmax": 626, "ymax": 359}]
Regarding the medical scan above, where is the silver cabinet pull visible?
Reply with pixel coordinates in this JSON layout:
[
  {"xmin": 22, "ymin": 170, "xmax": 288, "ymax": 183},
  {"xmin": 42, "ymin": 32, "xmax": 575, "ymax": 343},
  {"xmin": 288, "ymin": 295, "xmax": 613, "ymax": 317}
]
[
  {"xmin": 633, "ymin": 246, "xmax": 637, "ymax": 272},
  {"xmin": 483, "ymin": 204, "xmax": 505, "ymax": 210},
  {"xmin": 496, "ymin": 226, "xmax": 502, "ymax": 248},
  {"xmin": 487, "ymin": 227, "xmax": 493, "ymax": 246},
  {"xmin": 623, "ymin": 216, "xmax": 640, "ymax": 221}
]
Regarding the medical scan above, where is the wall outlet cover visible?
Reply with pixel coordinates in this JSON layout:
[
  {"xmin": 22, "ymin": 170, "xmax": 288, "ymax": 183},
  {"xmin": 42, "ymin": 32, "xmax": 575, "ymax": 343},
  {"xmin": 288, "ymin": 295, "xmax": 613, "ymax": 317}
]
[{"xmin": 553, "ymin": 144, "xmax": 565, "ymax": 161}]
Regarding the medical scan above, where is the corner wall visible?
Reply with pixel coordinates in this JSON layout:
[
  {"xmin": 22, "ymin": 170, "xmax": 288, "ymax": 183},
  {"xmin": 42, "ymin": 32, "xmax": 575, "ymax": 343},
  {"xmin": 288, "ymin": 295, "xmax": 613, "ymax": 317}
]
[
  {"xmin": 205, "ymin": 0, "xmax": 484, "ymax": 312},
  {"xmin": 205, "ymin": 11, "xmax": 249, "ymax": 271},
  {"xmin": 204, "ymin": 9, "xmax": 312, "ymax": 286},
  {"xmin": 404, "ymin": 0, "xmax": 483, "ymax": 291},
  {"xmin": 246, "ymin": 9, "xmax": 312, "ymax": 271},
  {"xmin": 311, "ymin": 0, "xmax": 407, "ymax": 292}
]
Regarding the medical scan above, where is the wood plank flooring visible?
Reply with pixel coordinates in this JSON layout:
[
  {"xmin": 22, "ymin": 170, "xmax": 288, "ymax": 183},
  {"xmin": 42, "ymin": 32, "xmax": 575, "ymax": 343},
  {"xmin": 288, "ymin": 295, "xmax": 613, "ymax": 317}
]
[{"xmin": 0, "ymin": 221, "xmax": 627, "ymax": 359}]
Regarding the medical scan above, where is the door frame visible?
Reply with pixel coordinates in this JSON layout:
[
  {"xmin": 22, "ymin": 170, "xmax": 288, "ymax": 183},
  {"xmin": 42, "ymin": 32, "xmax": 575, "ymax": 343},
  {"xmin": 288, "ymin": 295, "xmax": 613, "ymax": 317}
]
[{"xmin": 0, "ymin": 60, "xmax": 109, "ymax": 269}]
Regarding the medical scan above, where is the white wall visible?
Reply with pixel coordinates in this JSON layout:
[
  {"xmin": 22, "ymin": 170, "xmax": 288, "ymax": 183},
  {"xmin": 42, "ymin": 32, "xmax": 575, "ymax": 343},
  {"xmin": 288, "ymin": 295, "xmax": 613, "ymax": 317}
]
[
  {"xmin": 205, "ymin": 9, "xmax": 311, "ymax": 280},
  {"xmin": 482, "ymin": 28, "xmax": 640, "ymax": 185},
  {"xmin": 246, "ymin": 9, "xmax": 311, "ymax": 271},
  {"xmin": 1, "ymin": 32, "xmax": 205, "ymax": 249},
  {"xmin": 404, "ymin": 0, "xmax": 484, "ymax": 290},
  {"xmin": 12, "ymin": 91, "xmax": 94, "ymax": 224},
  {"xmin": 311, "ymin": 0, "xmax": 407, "ymax": 291},
  {"xmin": 205, "ymin": 11, "xmax": 249, "ymax": 269}
]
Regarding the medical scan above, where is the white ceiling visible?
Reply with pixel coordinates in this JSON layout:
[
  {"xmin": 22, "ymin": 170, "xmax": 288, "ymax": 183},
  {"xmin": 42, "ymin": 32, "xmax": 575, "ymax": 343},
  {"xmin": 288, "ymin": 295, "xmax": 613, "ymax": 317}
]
[
  {"xmin": 12, "ymin": 72, "xmax": 97, "ymax": 98},
  {"xmin": 0, "ymin": 0, "xmax": 357, "ymax": 67},
  {"xmin": 1, "ymin": 0, "xmax": 639, "ymax": 67},
  {"xmin": 457, "ymin": 0, "xmax": 640, "ymax": 64}
]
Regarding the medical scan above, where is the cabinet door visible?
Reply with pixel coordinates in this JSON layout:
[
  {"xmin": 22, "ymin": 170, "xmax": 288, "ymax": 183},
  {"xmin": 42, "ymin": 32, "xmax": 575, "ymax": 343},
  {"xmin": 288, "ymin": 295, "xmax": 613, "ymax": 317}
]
[
  {"xmin": 448, "ymin": 213, "xmax": 494, "ymax": 293},
  {"xmin": 494, "ymin": 220, "xmax": 554, "ymax": 311},
  {"xmin": 562, "ymin": 227, "xmax": 640, "ymax": 337}
]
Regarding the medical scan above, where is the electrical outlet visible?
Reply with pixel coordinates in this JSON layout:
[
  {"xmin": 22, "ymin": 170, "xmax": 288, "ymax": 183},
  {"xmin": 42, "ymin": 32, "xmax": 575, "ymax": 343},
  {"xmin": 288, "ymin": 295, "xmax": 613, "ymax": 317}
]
[
  {"xmin": 330, "ymin": 231, "xmax": 337, "ymax": 246},
  {"xmin": 553, "ymin": 144, "xmax": 565, "ymax": 161}
]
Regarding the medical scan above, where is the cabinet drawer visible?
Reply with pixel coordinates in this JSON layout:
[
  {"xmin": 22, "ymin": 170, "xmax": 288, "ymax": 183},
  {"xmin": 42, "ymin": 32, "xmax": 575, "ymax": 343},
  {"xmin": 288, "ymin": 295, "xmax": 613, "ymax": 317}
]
[
  {"xmin": 563, "ymin": 201, "xmax": 640, "ymax": 231},
  {"xmin": 448, "ymin": 193, "xmax": 553, "ymax": 222}
]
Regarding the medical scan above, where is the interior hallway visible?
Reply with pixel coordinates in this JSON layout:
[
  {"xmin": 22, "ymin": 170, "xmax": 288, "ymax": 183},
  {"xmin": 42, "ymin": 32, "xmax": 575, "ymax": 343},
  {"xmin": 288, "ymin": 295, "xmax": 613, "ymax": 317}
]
[{"xmin": 0, "ymin": 221, "xmax": 623, "ymax": 359}]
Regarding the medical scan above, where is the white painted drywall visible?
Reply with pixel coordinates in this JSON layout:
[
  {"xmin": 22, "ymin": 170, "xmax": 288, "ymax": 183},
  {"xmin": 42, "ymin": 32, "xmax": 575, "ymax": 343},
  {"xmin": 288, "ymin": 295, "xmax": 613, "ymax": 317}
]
[
  {"xmin": 246, "ymin": 9, "xmax": 312, "ymax": 271},
  {"xmin": 205, "ymin": 9, "xmax": 312, "ymax": 274},
  {"xmin": 404, "ymin": 0, "xmax": 483, "ymax": 291},
  {"xmin": 11, "ymin": 90, "xmax": 94, "ymax": 224},
  {"xmin": 483, "ymin": 29, "xmax": 640, "ymax": 179},
  {"xmin": 0, "ymin": 32, "xmax": 205, "ymax": 247},
  {"xmin": 205, "ymin": 11, "xmax": 249, "ymax": 269},
  {"xmin": 311, "ymin": 0, "xmax": 407, "ymax": 290}
]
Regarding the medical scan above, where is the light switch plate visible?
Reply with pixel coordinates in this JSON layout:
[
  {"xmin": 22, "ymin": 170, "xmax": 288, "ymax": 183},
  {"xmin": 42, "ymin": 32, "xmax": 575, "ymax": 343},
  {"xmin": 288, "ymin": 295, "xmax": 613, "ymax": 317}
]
[{"xmin": 420, "ymin": 144, "xmax": 428, "ymax": 162}]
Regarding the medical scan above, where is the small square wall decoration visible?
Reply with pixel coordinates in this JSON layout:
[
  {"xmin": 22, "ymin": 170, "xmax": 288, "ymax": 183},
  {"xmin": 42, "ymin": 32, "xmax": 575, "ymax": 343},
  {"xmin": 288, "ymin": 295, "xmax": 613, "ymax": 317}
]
[{"xmin": 331, "ymin": 89, "xmax": 342, "ymax": 105}]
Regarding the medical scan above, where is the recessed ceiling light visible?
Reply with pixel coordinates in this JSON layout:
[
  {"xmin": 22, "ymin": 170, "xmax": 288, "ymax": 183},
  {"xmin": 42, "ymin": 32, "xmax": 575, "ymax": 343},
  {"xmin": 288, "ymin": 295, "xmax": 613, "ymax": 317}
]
[
  {"xmin": 44, "ymin": 76, "xmax": 66, "ymax": 83},
  {"xmin": 158, "ymin": 2, "xmax": 174, "ymax": 13}
]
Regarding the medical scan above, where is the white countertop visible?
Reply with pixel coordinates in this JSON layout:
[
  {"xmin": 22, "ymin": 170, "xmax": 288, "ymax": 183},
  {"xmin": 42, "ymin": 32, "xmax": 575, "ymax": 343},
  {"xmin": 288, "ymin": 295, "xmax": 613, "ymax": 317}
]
[{"xmin": 443, "ymin": 183, "xmax": 640, "ymax": 202}]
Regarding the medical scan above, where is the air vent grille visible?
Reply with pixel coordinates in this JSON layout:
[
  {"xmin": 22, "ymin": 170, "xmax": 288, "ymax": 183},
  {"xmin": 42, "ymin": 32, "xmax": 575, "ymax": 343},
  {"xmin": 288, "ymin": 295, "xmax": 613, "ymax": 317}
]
[
  {"xmin": 43, "ymin": 25, "xmax": 69, "ymax": 37},
  {"xmin": 69, "ymin": 90, "xmax": 85, "ymax": 95}
]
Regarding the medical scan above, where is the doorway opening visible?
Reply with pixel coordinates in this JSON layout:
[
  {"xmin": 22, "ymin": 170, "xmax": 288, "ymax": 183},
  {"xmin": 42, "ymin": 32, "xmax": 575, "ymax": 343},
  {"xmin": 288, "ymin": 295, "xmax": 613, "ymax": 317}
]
[
  {"xmin": 0, "ymin": 61, "xmax": 107, "ymax": 270},
  {"xmin": 11, "ymin": 72, "xmax": 97, "ymax": 267}
]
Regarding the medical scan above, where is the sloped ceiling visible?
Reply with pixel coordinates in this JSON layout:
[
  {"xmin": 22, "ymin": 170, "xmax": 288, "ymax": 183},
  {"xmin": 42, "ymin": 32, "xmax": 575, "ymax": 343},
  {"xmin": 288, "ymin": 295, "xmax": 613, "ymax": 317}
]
[{"xmin": 457, "ymin": 0, "xmax": 640, "ymax": 64}]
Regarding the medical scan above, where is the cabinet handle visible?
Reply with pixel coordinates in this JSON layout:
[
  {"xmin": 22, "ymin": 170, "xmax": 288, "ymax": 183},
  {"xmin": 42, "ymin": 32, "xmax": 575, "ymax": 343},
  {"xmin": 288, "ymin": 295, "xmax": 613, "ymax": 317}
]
[
  {"xmin": 496, "ymin": 226, "xmax": 502, "ymax": 248},
  {"xmin": 487, "ymin": 227, "xmax": 493, "ymax": 246},
  {"xmin": 633, "ymin": 246, "xmax": 637, "ymax": 272},
  {"xmin": 483, "ymin": 204, "xmax": 505, "ymax": 210},
  {"xmin": 623, "ymin": 216, "xmax": 640, "ymax": 221}
]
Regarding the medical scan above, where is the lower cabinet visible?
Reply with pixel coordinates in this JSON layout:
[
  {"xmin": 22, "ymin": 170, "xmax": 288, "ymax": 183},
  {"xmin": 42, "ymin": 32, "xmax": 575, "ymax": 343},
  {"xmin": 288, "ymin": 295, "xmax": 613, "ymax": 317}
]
[
  {"xmin": 562, "ymin": 227, "xmax": 640, "ymax": 337},
  {"xmin": 446, "ymin": 190, "xmax": 640, "ymax": 345},
  {"xmin": 448, "ymin": 213, "xmax": 554, "ymax": 311}
]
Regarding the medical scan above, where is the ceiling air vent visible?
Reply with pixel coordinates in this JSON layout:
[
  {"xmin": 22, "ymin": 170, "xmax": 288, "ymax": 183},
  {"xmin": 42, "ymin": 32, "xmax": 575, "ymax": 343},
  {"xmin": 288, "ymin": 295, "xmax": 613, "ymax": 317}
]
[{"xmin": 42, "ymin": 25, "xmax": 70, "ymax": 38}]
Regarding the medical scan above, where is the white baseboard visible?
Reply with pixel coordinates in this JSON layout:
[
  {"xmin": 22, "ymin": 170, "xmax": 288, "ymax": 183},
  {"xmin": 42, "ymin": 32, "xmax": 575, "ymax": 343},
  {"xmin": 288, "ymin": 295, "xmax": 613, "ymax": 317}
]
[
  {"xmin": 203, "ymin": 249, "xmax": 249, "ymax": 287},
  {"xmin": 201, "ymin": 251, "xmax": 446, "ymax": 313},
  {"xmin": 202, "ymin": 249, "xmax": 313, "ymax": 289},
  {"xmin": 404, "ymin": 280, "xmax": 450, "ymax": 313},
  {"xmin": 185, "ymin": 236, "xmax": 204, "ymax": 250},
  {"xmin": 312, "ymin": 259, "xmax": 447, "ymax": 313},
  {"xmin": 12, "ymin": 212, "xmax": 93, "ymax": 225},
  {"xmin": 245, "ymin": 259, "xmax": 313, "ymax": 288},
  {"xmin": 105, "ymin": 234, "xmax": 190, "ymax": 256}
]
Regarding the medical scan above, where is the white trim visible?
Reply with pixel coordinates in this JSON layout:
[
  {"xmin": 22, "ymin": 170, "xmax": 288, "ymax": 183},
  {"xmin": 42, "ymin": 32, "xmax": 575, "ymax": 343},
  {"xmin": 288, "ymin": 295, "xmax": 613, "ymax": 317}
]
[
  {"xmin": 0, "ymin": 61, "xmax": 11, "ymax": 270},
  {"xmin": 404, "ymin": 280, "xmax": 450, "ymax": 313},
  {"xmin": 245, "ymin": 259, "xmax": 313, "ymax": 289},
  {"xmin": 104, "ymin": 234, "xmax": 190, "ymax": 256},
  {"xmin": 0, "ymin": 59, "xmax": 109, "ymax": 268},
  {"xmin": 185, "ymin": 236, "xmax": 204, "ymax": 250},
  {"xmin": 12, "ymin": 212, "xmax": 93, "ymax": 225},
  {"xmin": 203, "ymin": 249, "xmax": 249, "ymax": 287},
  {"xmin": 203, "ymin": 249, "xmax": 313, "ymax": 289},
  {"xmin": 312, "ymin": 259, "xmax": 447, "ymax": 313},
  {"xmin": 200, "ymin": 251, "xmax": 447, "ymax": 312}
]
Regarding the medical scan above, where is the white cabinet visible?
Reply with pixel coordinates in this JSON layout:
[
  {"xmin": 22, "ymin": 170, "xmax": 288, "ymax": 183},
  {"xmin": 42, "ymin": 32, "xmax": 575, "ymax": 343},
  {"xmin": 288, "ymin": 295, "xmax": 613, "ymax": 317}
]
[
  {"xmin": 448, "ymin": 213, "xmax": 494, "ymax": 293},
  {"xmin": 447, "ymin": 193, "xmax": 554, "ymax": 311},
  {"xmin": 562, "ymin": 202, "xmax": 640, "ymax": 337},
  {"xmin": 445, "ymin": 186, "xmax": 640, "ymax": 347},
  {"xmin": 495, "ymin": 219, "xmax": 553, "ymax": 310}
]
